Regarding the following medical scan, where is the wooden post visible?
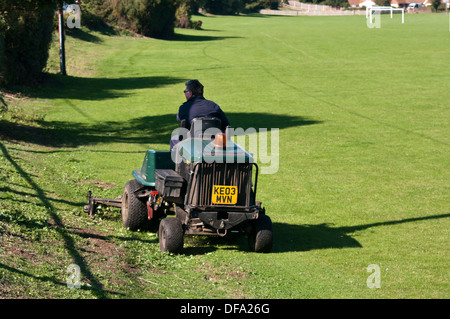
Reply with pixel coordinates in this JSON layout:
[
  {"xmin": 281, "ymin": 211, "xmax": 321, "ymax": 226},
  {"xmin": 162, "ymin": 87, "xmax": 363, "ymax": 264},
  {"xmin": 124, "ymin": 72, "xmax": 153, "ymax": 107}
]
[{"xmin": 58, "ymin": 1, "xmax": 66, "ymax": 76}]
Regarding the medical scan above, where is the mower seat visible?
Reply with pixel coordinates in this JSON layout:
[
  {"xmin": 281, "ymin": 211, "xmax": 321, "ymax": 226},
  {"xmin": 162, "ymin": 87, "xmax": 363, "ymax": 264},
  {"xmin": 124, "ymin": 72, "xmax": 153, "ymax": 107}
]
[{"xmin": 189, "ymin": 117, "xmax": 222, "ymax": 139}]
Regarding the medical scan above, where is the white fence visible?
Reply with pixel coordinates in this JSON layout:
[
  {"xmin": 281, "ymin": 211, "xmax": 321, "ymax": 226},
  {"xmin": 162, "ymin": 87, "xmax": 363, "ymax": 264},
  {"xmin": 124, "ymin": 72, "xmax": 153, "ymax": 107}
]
[
  {"xmin": 260, "ymin": 9, "xmax": 366, "ymax": 15},
  {"xmin": 260, "ymin": 1, "xmax": 367, "ymax": 16},
  {"xmin": 287, "ymin": 0, "xmax": 336, "ymax": 12}
]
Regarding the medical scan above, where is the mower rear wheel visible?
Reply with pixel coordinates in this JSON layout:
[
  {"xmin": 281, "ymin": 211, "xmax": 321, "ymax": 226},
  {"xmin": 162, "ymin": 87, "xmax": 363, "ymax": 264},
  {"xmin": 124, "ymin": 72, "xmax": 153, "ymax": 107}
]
[
  {"xmin": 121, "ymin": 179, "xmax": 148, "ymax": 231},
  {"xmin": 159, "ymin": 218, "xmax": 184, "ymax": 253},
  {"xmin": 248, "ymin": 214, "xmax": 273, "ymax": 253}
]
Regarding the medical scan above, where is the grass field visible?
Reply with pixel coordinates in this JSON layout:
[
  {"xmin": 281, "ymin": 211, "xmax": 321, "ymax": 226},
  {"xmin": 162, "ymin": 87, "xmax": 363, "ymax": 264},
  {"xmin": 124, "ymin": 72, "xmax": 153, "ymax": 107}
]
[{"xmin": 0, "ymin": 13, "xmax": 449, "ymax": 299}]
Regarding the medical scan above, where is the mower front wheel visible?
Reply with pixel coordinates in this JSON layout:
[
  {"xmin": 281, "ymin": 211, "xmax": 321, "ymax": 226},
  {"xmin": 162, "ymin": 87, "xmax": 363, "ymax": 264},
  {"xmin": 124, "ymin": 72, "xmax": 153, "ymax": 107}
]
[
  {"xmin": 248, "ymin": 214, "xmax": 273, "ymax": 253},
  {"xmin": 121, "ymin": 179, "xmax": 148, "ymax": 231},
  {"xmin": 159, "ymin": 218, "xmax": 184, "ymax": 253}
]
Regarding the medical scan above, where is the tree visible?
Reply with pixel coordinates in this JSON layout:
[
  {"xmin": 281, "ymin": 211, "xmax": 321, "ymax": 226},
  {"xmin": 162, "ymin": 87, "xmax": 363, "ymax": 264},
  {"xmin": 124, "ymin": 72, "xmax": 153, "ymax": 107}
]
[
  {"xmin": 0, "ymin": 16, "xmax": 5, "ymax": 86},
  {"xmin": 325, "ymin": 0, "xmax": 349, "ymax": 7},
  {"xmin": 0, "ymin": 0, "xmax": 59, "ymax": 85},
  {"xmin": 202, "ymin": 0, "xmax": 244, "ymax": 14},
  {"xmin": 431, "ymin": 0, "xmax": 441, "ymax": 12},
  {"xmin": 375, "ymin": 0, "xmax": 391, "ymax": 6},
  {"xmin": 83, "ymin": 0, "xmax": 178, "ymax": 39}
]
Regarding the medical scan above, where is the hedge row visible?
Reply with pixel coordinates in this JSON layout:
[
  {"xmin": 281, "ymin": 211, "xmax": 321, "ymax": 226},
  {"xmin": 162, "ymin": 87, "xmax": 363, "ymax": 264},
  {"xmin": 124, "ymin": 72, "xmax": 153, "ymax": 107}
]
[
  {"xmin": 84, "ymin": 0, "xmax": 179, "ymax": 39},
  {"xmin": 0, "ymin": 0, "xmax": 183, "ymax": 86},
  {"xmin": 0, "ymin": 0, "xmax": 56, "ymax": 86}
]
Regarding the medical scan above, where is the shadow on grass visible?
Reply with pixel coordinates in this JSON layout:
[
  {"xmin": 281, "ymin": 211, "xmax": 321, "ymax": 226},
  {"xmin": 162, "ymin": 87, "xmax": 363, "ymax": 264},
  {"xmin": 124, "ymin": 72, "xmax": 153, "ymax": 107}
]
[
  {"xmin": 0, "ymin": 142, "xmax": 123, "ymax": 298},
  {"xmin": 2, "ymin": 71, "xmax": 321, "ymax": 147},
  {"xmin": 272, "ymin": 213, "xmax": 450, "ymax": 253},
  {"xmin": 0, "ymin": 262, "xmax": 125, "ymax": 297},
  {"xmin": 0, "ymin": 185, "xmax": 84, "ymax": 210},
  {"xmin": 24, "ymin": 74, "xmax": 187, "ymax": 101},
  {"xmin": 171, "ymin": 33, "xmax": 242, "ymax": 42},
  {"xmin": 78, "ymin": 212, "xmax": 450, "ymax": 256},
  {"xmin": 0, "ymin": 113, "xmax": 321, "ymax": 148},
  {"xmin": 66, "ymin": 27, "xmax": 104, "ymax": 43}
]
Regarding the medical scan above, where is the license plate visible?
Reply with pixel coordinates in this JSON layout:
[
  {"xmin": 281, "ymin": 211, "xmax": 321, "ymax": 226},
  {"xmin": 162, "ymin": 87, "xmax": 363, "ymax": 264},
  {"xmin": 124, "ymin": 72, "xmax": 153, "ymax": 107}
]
[{"xmin": 212, "ymin": 185, "xmax": 238, "ymax": 205}]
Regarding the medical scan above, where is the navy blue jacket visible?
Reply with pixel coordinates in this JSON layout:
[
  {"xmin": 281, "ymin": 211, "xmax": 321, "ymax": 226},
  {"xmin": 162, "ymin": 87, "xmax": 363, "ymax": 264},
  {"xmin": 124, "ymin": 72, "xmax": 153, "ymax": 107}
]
[{"xmin": 177, "ymin": 96, "xmax": 230, "ymax": 132}]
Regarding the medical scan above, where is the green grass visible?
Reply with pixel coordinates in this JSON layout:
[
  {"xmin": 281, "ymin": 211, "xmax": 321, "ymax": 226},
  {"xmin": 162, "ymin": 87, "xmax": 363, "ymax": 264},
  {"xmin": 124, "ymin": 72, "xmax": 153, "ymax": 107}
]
[{"xmin": 1, "ymin": 13, "xmax": 449, "ymax": 299}]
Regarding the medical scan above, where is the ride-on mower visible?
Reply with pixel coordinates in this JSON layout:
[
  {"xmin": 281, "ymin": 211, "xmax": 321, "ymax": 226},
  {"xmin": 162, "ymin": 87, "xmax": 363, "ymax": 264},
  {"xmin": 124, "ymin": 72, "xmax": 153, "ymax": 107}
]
[{"xmin": 84, "ymin": 117, "xmax": 273, "ymax": 253}]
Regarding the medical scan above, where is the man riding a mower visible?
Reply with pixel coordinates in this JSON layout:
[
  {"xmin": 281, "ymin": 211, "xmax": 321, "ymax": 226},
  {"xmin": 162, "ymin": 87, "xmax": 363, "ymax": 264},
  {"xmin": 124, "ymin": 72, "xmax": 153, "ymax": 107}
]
[{"xmin": 170, "ymin": 79, "xmax": 230, "ymax": 150}]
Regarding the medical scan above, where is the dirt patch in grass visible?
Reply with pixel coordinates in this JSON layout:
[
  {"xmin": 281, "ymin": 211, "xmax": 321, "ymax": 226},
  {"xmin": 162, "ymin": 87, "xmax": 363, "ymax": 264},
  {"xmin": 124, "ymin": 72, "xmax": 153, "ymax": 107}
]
[
  {"xmin": 70, "ymin": 227, "xmax": 122, "ymax": 257},
  {"xmin": 77, "ymin": 179, "xmax": 117, "ymax": 190},
  {"xmin": 0, "ymin": 218, "xmax": 141, "ymax": 297},
  {"xmin": 68, "ymin": 226, "xmax": 139, "ymax": 275},
  {"xmin": 2, "ymin": 246, "xmax": 42, "ymax": 266}
]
